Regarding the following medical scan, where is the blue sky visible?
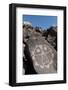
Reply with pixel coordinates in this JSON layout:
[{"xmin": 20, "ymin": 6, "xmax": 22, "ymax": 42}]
[{"xmin": 23, "ymin": 15, "xmax": 57, "ymax": 30}]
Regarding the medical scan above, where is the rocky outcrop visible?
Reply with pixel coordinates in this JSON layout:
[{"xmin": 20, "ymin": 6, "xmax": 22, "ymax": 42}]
[
  {"xmin": 43, "ymin": 26, "xmax": 57, "ymax": 50},
  {"xmin": 23, "ymin": 24, "xmax": 57, "ymax": 75}
]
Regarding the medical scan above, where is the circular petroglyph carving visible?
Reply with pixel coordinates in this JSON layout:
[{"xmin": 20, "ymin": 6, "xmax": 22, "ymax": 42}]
[{"xmin": 32, "ymin": 45, "xmax": 53, "ymax": 68}]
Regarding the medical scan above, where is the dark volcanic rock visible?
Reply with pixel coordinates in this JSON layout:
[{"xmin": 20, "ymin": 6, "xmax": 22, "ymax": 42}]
[
  {"xmin": 23, "ymin": 24, "xmax": 57, "ymax": 74},
  {"xmin": 42, "ymin": 26, "xmax": 57, "ymax": 50},
  {"xmin": 47, "ymin": 26, "xmax": 57, "ymax": 50},
  {"xmin": 26, "ymin": 36, "xmax": 57, "ymax": 74}
]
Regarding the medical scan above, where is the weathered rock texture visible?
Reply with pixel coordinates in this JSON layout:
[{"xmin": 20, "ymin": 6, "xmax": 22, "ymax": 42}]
[{"xmin": 23, "ymin": 24, "xmax": 57, "ymax": 74}]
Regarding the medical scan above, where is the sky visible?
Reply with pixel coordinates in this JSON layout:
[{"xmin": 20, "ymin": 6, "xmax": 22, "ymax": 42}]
[{"xmin": 23, "ymin": 15, "xmax": 57, "ymax": 30}]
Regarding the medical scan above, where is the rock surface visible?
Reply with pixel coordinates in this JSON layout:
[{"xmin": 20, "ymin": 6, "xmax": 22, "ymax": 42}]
[{"xmin": 23, "ymin": 24, "xmax": 57, "ymax": 74}]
